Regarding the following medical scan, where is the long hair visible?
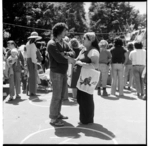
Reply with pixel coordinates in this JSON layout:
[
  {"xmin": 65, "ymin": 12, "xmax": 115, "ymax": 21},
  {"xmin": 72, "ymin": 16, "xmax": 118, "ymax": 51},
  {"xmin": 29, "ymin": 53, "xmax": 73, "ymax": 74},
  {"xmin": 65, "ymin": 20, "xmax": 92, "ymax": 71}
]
[{"xmin": 91, "ymin": 36, "xmax": 100, "ymax": 53}]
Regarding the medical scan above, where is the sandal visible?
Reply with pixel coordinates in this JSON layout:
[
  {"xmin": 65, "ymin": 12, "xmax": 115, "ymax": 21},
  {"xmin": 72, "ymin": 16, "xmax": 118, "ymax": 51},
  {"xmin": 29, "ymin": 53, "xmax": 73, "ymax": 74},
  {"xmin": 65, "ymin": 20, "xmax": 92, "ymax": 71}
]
[{"xmin": 50, "ymin": 120, "xmax": 64, "ymax": 127}]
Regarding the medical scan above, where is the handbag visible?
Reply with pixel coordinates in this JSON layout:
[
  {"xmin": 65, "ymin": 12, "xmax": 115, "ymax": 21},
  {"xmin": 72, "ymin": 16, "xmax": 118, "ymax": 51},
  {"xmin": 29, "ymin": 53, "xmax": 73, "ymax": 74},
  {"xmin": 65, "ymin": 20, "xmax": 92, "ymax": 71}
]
[{"xmin": 76, "ymin": 67, "xmax": 100, "ymax": 95}]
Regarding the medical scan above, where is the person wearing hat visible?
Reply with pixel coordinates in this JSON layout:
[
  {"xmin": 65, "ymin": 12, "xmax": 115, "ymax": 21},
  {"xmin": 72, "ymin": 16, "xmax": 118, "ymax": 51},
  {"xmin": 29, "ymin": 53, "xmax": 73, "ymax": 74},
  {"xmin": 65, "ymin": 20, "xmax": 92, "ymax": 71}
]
[
  {"xmin": 47, "ymin": 22, "xmax": 75, "ymax": 126},
  {"xmin": 70, "ymin": 32, "xmax": 100, "ymax": 125},
  {"xmin": 97, "ymin": 40, "xmax": 112, "ymax": 96},
  {"xmin": 26, "ymin": 31, "xmax": 42, "ymax": 96}
]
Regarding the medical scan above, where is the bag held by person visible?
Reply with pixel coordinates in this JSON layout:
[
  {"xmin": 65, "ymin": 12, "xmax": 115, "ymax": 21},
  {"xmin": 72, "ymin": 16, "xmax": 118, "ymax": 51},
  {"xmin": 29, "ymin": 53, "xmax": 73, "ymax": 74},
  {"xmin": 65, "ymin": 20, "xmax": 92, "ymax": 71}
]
[{"xmin": 76, "ymin": 67, "xmax": 100, "ymax": 94}]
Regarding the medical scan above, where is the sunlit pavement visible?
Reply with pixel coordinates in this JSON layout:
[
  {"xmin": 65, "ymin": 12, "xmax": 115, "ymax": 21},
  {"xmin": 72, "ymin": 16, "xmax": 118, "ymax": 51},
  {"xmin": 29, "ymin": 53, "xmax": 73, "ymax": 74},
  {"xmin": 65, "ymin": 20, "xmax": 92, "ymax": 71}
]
[{"xmin": 3, "ymin": 86, "xmax": 146, "ymax": 144}]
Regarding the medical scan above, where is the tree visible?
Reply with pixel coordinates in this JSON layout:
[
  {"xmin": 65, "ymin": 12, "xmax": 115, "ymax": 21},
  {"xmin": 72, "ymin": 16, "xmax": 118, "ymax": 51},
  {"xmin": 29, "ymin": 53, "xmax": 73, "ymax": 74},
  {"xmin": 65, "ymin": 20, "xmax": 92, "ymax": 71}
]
[
  {"xmin": 3, "ymin": 2, "xmax": 88, "ymax": 45},
  {"xmin": 88, "ymin": 2, "xmax": 145, "ymax": 40}
]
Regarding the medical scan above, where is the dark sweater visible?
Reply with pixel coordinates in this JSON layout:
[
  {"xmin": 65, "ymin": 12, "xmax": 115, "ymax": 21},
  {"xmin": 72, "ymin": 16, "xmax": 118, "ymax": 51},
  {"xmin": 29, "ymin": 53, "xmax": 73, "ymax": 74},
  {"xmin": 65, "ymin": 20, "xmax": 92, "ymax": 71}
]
[{"xmin": 47, "ymin": 39, "xmax": 75, "ymax": 74}]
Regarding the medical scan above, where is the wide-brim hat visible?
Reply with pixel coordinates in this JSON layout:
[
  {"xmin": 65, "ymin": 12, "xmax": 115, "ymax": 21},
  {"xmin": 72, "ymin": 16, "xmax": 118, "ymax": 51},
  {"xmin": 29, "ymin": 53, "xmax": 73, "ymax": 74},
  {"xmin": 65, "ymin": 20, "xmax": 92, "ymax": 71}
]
[{"xmin": 28, "ymin": 31, "xmax": 42, "ymax": 40}]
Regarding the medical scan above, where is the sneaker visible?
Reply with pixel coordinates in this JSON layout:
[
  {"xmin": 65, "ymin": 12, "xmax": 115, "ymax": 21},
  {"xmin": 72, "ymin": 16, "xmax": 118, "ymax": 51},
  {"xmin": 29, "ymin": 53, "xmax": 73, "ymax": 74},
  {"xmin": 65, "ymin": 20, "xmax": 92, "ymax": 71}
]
[
  {"xmin": 102, "ymin": 90, "xmax": 108, "ymax": 96},
  {"xmin": 97, "ymin": 88, "xmax": 101, "ymax": 95}
]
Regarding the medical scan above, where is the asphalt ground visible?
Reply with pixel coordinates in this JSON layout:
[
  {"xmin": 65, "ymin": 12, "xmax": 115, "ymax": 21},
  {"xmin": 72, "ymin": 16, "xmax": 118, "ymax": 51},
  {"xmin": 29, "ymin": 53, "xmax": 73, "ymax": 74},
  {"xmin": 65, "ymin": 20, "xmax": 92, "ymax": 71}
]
[{"xmin": 3, "ymin": 86, "xmax": 146, "ymax": 144}]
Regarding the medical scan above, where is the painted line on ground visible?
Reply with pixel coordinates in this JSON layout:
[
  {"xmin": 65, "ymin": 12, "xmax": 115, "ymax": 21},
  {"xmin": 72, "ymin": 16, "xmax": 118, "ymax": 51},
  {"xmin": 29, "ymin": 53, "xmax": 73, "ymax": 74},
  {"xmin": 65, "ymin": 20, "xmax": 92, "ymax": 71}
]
[{"xmin": 20, "ymin": 126, "xmax": 118, "ymax": 144}]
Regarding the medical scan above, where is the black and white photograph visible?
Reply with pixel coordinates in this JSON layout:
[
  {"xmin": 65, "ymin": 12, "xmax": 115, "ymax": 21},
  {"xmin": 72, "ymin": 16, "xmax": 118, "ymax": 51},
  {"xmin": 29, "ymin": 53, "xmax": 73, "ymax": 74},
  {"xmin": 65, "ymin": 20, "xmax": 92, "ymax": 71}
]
[{"xmin": 1, "ymin": 1, "xmax": 147, "ymax": 145}]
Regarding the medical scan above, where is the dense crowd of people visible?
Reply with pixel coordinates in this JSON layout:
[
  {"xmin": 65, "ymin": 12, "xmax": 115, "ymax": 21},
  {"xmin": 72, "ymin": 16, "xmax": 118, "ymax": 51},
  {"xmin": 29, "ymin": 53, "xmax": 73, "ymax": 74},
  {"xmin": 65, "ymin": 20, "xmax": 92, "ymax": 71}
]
[{"xmin": 3, "ymin": 22, "xmax": 146, "ymax": 127}]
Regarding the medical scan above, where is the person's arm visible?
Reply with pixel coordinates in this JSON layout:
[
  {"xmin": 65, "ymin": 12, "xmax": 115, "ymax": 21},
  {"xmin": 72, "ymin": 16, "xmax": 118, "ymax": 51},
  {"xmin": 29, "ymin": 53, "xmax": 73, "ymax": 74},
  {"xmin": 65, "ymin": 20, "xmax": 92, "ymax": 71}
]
[
  {"xmin": 76, "ymin": 49, "xmax": 99, "ymax": 69},
  {"xmin": 36, "ymin": 49, "xmax": 43, "ymax": 62},
  {"xmin": 129, "ymin": 51, "xmax": 132, "ymax": 62},
  {"xmin": 124, "ymin": 51, "xmax": 128, "ymax": 65},
  {"xmin": 107, "ymin": 51, "xmax": 112, "ymax": 64},
  {"xmin": 18, "ymin": 50, "xmax": 24, "ymax": 68},
  {"xmin": 30, "ymin": 43, "xmax": 37, "ymax": 64},
  {"xmin": 47, "ymin": 41, "xmax": 68, "ymax": 64},
  {"xmin": 63, "ymin": 42, "xmax": 75, "ymax": 58},
  {"xmin": 5, "ymin": 50, "xmax": 11, "ymax": 59}
]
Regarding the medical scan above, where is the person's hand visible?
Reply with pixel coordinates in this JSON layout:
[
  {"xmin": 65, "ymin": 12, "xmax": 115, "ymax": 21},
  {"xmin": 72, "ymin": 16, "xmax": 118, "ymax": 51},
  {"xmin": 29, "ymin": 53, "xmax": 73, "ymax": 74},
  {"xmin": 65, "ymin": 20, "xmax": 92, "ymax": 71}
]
[
  {"xmin": 67, "ymin": 56, "xmax": 75, "ymax": 64},
  {"xmin": 75, "ymin": 60, "xmax": 83, "ymax": 66}
]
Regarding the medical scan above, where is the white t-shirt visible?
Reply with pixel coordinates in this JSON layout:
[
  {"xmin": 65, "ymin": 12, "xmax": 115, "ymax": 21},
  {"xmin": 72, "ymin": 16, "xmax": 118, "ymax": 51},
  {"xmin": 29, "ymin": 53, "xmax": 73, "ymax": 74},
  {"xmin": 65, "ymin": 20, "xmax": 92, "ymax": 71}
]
[
  {"xmin": 26, "ymin": 42, "xmax": 37, "ymax": 64},
  {"xmin": 129, "ymin": 49, "xmax": 146, "ymax": 66}
]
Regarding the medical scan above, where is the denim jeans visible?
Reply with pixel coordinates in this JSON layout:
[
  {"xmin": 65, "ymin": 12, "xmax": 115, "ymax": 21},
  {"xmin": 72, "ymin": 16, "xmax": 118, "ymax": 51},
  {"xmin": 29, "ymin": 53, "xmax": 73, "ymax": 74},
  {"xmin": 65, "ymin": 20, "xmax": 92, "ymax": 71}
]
[
  {"xmin": 111, "ymin": 63, "xmax": 124, "ymax": 95},
  {"xmin": 132, "ymin": 65, "xmax": 145, "ymax": 95},
  {"xmin": 124, "ymin": 65, "xmax": 133, "ymax": 87},
  {"xmin": 97, "ymin": 63, "xmax": 109, "ymax": 88},
  {"xmin": 9, "ymin": 72, "xmax": 21, "ymax": 97},
  {"xmin": 49, "ymin": 71, "xmax": 67, "ymax": 119}
]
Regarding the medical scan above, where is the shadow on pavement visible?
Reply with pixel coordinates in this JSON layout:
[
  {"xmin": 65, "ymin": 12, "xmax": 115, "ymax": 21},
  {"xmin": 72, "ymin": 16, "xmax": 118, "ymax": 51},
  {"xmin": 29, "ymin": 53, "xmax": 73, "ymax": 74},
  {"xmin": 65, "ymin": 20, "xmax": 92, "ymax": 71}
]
[
  {"xmin": 117, "ymin": 95, "xmax": 137, "ymax": 100},
  {"xmin": 37, "ymin": 89, "xmax": 52, "ymax": 94},
  {"xmin": 53, "ymin": 121, "xmax": 115, "ymax": 143},
  {"xmin": 77, "ymin": 123, "xmax": 115, "ymax": 140},
  {"xmin": 53, "ymin": 121, "xmax": 81, "ymax": 139},
  {"xmin": 101, "ymin": 95, "xmax": 119, "ymax": 100},
  {"xmin": 5, "ymin": 97, "xmax": 27, "ymax": 105},
  {"xmin": 29, "ymin": 97, "xmax": 47, "ymax": 102}
]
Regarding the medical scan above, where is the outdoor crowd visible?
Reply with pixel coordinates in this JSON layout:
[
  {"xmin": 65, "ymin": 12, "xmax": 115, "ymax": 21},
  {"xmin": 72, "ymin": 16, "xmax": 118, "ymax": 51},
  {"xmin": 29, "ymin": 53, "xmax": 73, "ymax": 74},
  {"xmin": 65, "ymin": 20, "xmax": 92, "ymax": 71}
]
[{"xmin": 3, "ymin": 22, "xmax": 146, "ymax": 126}]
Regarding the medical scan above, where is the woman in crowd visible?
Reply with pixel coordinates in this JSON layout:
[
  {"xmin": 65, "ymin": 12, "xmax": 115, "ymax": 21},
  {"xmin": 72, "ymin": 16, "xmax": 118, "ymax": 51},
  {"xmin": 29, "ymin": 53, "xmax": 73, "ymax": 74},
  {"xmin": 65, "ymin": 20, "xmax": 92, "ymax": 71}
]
[
  {"xmin": 6, "ymin": 48, "xmax": 24, "ymax": 101},
  {"xmin": 110, "ymin": 37, "xmax": 128, "ymax": 97},
  {"xmin": 129, "ymin": 41, "xmax": 146, "ymax": 98},
  {"xmin": 97, "ymin": 40, "xmax": 112, "ymax": 96},
  {"xmin": 69, "ymin": 38, "xmax": 82, "ymax": 99},
  {"xmin": 124, "ymin": 43, "xmax": 134, "ymax": 90},
  {"xmin": 26, "ymin": 31, "xmax": 42, "ymax": 96},
  {"xmin": 72, "ymin": 32, "xmax": 100, "ymax": 124}
]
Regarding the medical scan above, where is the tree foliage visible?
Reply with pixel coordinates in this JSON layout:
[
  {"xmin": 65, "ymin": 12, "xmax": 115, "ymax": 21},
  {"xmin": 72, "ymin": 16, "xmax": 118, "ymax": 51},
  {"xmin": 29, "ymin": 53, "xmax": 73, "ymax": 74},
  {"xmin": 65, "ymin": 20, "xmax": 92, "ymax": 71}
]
[
  {"xmin": 3, "ymin": 2, "xmax": 87, "ymax": 46},
  {"xmin": 88, "ymin": 2, "xmax": 146, "ymax": 40}
]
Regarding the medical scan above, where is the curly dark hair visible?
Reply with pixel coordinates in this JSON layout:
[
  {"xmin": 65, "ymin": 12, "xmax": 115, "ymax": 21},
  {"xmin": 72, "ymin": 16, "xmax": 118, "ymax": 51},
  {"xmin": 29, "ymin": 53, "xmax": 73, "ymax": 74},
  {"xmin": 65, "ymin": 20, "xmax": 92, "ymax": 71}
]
[
  {"xmin": 127, "ymin": 43, "xmax": 134, "ymax": 51},
  {"xmin": 134, "ymin": 41, "xmax": 143, "ymax": 49},
  {"xmin": 52, "ymin": 22, "xmax": 68, "ymax": 38},
  {"xmin": 114, "ymin": 37, "xmax": 123, "ymax": 47}
]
